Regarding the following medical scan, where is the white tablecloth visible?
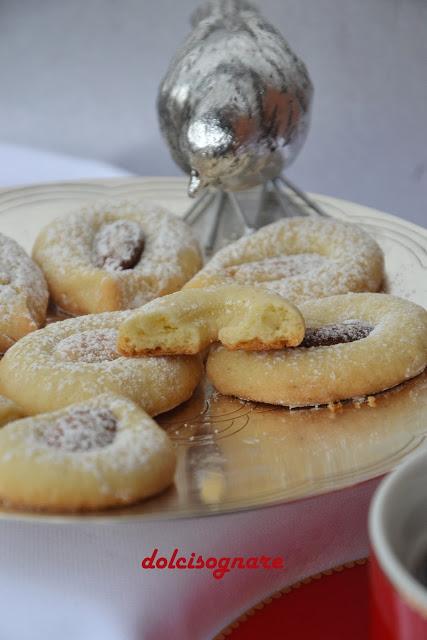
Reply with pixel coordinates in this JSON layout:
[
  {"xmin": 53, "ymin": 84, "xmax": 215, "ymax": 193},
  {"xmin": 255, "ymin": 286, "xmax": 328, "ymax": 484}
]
[
  {"xmin": 0, "ymin": 144, "xmax": 377, "ymax": 639},
  {"xmin": 0, "ymin": 480, "xmax": 378, "ymax": 640}
]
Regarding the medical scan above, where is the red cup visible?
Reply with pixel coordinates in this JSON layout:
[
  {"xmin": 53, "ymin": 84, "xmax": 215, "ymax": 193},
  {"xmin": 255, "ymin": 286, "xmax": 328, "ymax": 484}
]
[{"xmin": 369, "ymin": 450, "xmax": 427, "ymax": 639}]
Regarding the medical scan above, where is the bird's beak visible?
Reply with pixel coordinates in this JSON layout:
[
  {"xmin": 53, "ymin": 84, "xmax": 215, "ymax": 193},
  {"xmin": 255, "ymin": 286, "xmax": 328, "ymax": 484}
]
[{"xmin": 188, "ymin": 169, "xmax": 205, "ymax": 198}]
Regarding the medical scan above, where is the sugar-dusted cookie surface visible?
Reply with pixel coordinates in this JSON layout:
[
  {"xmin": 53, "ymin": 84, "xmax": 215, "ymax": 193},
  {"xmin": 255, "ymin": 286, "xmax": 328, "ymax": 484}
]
[
  {"xmin": 118, "ymin": 285, "xmax": 305, "ymax": 356},
  {"xmin": 207, "ymin": 293, "xmax": 427, "ymax": 406},
  {"xmin": 32, "ymin": 200, "xmax": 203, "ymax": 315},
  {"xmin": 185, "ymin": 217, "xmax": 384, "ymax": 304},
  {"xmin": 0, "ymin": 233, "xmax": 49, "ymax": 352},
  {"xmin": 0, "ymin": 311, "xmax": 203, "ymax": 416},
  {"xmin": 0, "ymin": 394, "xmax": 176, "ymax": 512}
]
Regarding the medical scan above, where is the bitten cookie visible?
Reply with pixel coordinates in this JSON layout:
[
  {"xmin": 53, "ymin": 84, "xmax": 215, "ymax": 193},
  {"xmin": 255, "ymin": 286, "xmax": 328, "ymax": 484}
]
[
  {"xmin": 32, "ymin": 200, "xmax": 202, "ymax": 315},
  {"xmin": 207, "ymin": 293, "xmax": 427, "ymax": 406},
  {"xmin": 0, "ymin": 232, "xmax": 49, "ymax": 352},
  {"xmin": 0, "ymin": 311, "xmax": 202, "ymax": 416},
  {"xmin": 0, "ymin": 394, "xmax": 176, "ymax": 512},
  {"xmin": 118, "ymin": 285, "xmax": 305, "ymax": 356},
  {"xmin": 185, "ymin": 217, "xmax": 384, "ymax": 304}
]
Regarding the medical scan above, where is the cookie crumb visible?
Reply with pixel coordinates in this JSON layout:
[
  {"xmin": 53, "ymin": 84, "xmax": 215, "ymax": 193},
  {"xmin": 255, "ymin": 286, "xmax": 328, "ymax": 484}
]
[{"xmin": 327, "ymin": 401, "xmax": 343, "ymax": 413}]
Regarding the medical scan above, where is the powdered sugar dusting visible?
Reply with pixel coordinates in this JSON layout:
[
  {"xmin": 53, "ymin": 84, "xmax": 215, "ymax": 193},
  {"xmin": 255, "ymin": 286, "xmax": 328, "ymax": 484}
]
[
  {"xmin": 56, "ymin": 328, "xmax": 119, "ymax": 363},
  {"xmin": 225, "ymin": 253, "xmax": 331, "ymax": 283},
  {"xmin": 0, "ymin": 395, "xmax": 174, "ymax": 490},
  {"xmin": 190, "ymin": 217, "xmax": 384, "ymax": 303},
  {"xmin": 207, "ymin": 293, "xmax": 427, "ymax": 407},
  {"xmin": 41, "ymin": 407, "xmax": 117, "ymax": 452},
  {"xmin": 34, "ymin": 199, "xmax": 202, "ymax": 309},
  {"xmin": 0, "ymin": 232, "xmax": 48, "ymax": 341},
  {"xmin": 0, "ymin": 310, "xmax": 201, "ymax": 416}
]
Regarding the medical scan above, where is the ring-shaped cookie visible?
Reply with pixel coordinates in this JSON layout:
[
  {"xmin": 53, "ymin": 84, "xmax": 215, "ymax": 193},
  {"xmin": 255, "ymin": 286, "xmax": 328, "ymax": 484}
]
[
  {"xmin": 0, "ymin": 311, "xmax": 203, "ymax": 416},
  {"xmin": 207, "ymin": 293, "xmax": 427, "ymax": 406},
  {"xmin": 0, "ymin": 394, "xmax": 176, "ymax": 511},
  {"xmin": 0, "ymin": 232, "xmax": 48, "ymax": 352},
  {"xmin": 32, "ymin": 200, "xmax": 202, "ymax": 315},
  {"xmin": 118, "ymin": 285, "xmax": 305, "ymax": 355},
  {"xmin": 185, "ymin": 217, "xmax": 384, "ymax": 304}
]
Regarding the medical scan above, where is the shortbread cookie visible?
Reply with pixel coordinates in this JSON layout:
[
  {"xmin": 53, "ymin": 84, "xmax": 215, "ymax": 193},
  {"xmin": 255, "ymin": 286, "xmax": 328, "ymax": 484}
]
[
  {"xmin": 118, "ymin": 285, "xmax": 305, "ymax": 356},
  {"xmin": 32, "ymin": 200, "xmax": 203, "ymax": 315},
  {"xmin": 0, "ymin": 395, "xmax": 25, "ymax": 426},
  {"xmin": 207, "ymin": 293, "xmax": 427, "ymax": 406},
  {"xmin": 0, "ymin": 233, "xmax": 49, "ymax": 352},
  {"xmin": 0, "ymin": 311, "xmax": 202, "ymax": 416},
  {"xmin": 185, "ymin": 217, "xmax": 384, "ymax": 304},
  {"xmin": 0, "ymin": 394, "xmax": 176, "ymax": 511}
]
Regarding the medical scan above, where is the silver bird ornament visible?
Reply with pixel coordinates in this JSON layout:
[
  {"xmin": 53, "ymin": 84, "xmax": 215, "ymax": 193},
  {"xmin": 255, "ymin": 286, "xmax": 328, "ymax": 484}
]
[{"xmin": 157, "ymin": 0, "xmax": 313, "ymax": 198}]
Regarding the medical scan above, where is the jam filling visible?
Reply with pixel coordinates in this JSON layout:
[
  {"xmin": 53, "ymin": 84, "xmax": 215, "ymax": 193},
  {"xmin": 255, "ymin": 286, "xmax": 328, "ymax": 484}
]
[
  {"xmin": 42, "ymin": 407, "xmax": 117, "ymax": 452},
  {"xmin": 93, "ymin": 220, "xmax": 145, "ymax": 271},
  {"xmin": 301, "ymin": 321, "xmax": 374, "ymax": 348}
]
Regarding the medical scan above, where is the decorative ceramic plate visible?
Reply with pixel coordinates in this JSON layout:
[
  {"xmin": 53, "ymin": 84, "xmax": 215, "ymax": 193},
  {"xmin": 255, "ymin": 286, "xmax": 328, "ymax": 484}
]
[{"xmin": 0, "ymin": 177, "xmax": 425, "ymax": 523}]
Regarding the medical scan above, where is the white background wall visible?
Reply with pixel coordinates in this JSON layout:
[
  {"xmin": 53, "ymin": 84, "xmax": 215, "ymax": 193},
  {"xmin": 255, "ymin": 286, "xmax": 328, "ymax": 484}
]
[{"xmin": 0, "ymin": 0, "xmax": 426, "ymax": 225}]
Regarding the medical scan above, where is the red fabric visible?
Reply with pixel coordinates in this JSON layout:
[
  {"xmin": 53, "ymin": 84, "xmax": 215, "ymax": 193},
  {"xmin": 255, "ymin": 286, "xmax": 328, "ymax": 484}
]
[{"xmin": 228, "ymin": 562, "xmax": 369, "ymax": 639}]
